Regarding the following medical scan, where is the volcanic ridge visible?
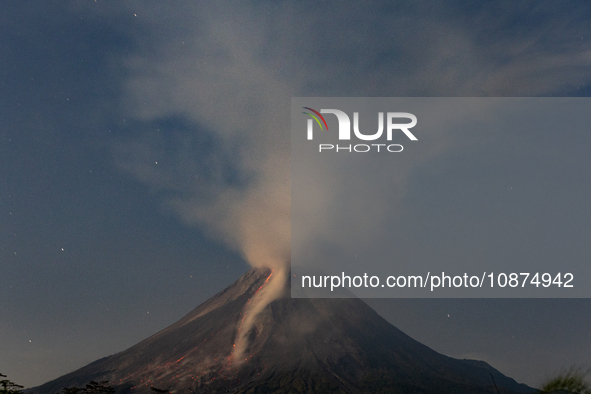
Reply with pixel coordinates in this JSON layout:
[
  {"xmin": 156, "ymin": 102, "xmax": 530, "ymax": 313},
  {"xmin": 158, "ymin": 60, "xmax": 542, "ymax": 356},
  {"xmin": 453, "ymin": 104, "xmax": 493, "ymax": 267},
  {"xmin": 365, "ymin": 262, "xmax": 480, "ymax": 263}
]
[{"xmin": 32, "ymin": 268, "xmax": 535, "ymax": 394}]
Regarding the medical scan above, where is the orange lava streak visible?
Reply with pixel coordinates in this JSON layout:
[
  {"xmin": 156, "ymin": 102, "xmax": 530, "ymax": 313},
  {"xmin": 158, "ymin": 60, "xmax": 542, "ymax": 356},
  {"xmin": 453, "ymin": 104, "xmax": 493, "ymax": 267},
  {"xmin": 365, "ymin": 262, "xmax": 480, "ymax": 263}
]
[
  {"xmin": 228, "ymin": 270, "xmax": 276, "ymax": 365},
  {"xmin": 237, "ymin": 270, "xmax": 275, "ymax": 329}
]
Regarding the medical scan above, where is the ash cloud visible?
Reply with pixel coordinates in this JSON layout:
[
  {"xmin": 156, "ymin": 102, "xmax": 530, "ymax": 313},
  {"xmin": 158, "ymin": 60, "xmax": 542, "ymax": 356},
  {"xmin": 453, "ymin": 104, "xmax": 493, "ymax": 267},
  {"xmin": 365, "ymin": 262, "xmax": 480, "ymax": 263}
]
[
  {"xmin": 111, "ymin": 0, "xmax": 591, "ymax": 271},
  {"xmin": 106, "ymin": 0, "xmax": 591, "ymax": 368}
]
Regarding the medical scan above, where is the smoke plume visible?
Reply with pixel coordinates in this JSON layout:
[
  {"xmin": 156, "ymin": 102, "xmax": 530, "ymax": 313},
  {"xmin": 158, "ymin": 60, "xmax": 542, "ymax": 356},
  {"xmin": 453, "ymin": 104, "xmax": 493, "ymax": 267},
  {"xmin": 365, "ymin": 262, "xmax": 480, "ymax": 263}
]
[
  {"xmin": 113, "ymin": 4, "xmax": 294, "ymax": 361},
  {"xmin": 109, "ymin": 0, "xmax": 591, "ymax": 366}
]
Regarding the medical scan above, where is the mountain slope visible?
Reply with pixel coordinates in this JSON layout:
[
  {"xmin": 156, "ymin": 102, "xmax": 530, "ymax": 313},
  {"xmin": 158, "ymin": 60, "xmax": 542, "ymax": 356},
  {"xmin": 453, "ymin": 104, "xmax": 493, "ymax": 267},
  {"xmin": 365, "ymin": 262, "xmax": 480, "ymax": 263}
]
[{"xmin": 32, "ymin": 268, "xmax": 535, "ymax": 394}]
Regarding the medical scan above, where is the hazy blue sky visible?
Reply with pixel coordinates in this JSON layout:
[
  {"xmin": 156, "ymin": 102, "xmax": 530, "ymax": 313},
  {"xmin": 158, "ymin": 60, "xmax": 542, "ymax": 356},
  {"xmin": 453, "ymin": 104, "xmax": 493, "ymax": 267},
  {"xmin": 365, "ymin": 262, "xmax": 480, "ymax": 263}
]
[
  {"xmin": 1, "ymin": 1, "xmax": 590, "ymax": 389},
  {"xmin": 290, "ymin": 97, "xmax": 591, "ymax": 298}
]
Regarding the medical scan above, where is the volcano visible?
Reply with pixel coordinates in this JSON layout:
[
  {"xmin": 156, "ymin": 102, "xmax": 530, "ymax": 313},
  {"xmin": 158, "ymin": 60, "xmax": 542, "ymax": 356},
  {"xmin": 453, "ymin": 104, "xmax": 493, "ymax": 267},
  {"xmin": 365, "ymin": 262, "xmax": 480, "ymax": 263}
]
[{"xmin": 33, "ymin": 268, "xmax": 534, "ymax": 394}]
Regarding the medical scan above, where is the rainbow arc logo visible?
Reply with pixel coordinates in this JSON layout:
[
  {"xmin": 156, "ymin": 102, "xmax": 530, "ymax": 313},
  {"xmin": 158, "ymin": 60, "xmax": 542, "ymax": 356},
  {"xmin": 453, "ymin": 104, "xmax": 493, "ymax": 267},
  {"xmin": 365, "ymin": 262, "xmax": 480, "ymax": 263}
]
[{"xmin": 302, "ymin": 107, "xmax": 328, "ymax": 139}]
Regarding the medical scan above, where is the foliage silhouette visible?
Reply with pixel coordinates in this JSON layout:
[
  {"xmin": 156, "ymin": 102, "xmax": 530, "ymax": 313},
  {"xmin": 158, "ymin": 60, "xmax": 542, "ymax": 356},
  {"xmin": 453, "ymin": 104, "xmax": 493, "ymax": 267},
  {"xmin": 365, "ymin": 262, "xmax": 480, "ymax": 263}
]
[
  {"xmin": 0, "ymin": 374, "xmax": 24, "ymax": 394},
  {"xmin": 539, "ymin": 368, "xmax": 591, "ymax": 394},
  {"xmin": 59, "ymin": 381, "xmax": 114, "ymax": 394}
]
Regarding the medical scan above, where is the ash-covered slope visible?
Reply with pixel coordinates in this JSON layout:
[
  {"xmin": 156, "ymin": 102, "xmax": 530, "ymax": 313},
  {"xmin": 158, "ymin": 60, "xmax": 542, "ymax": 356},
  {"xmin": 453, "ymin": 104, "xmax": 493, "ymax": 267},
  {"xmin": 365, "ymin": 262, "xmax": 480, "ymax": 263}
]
[{"xmin": 33, "ymin": 269, "xmax": 534, "ymax": 394}]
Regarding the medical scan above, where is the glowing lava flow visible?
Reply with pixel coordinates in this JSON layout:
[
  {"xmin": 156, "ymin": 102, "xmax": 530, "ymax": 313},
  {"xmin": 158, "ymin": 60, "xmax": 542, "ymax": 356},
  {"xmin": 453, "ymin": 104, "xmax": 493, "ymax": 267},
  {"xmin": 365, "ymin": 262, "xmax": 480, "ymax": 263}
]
[{"xmin": 230, "ymin": 268, "xmax": 286, "ymax": 364}]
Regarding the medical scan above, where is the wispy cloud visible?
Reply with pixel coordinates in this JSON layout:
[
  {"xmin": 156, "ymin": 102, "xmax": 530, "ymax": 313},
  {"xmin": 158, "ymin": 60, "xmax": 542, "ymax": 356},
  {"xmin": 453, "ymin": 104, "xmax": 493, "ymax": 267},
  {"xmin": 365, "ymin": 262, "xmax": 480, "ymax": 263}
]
[{"xmin": 106, "ymin": 0, "xmax": 591, "ymax": 362}]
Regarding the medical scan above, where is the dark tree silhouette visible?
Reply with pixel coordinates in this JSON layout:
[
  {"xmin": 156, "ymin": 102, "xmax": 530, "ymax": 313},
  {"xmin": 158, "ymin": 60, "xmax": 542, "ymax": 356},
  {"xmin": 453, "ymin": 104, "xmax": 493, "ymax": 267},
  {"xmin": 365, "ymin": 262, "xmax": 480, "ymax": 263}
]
[
  {"xmin": 59, "ymin": 381, "xmax": 114, "ymax": 394},
  {"xmin": 0, "ymin": 374, "xmax": 24, "ymax": 394},
  {"xmin": 539, "ymin": 367, "xmax": 591, "ymax": 394}
]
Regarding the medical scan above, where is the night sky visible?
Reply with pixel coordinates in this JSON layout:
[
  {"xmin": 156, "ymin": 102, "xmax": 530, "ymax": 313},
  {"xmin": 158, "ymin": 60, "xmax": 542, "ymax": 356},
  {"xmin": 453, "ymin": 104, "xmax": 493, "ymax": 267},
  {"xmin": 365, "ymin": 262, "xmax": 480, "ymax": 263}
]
[{"xmin": 1, "ymin": 1, "xmax": 591, "ymax": 389}]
